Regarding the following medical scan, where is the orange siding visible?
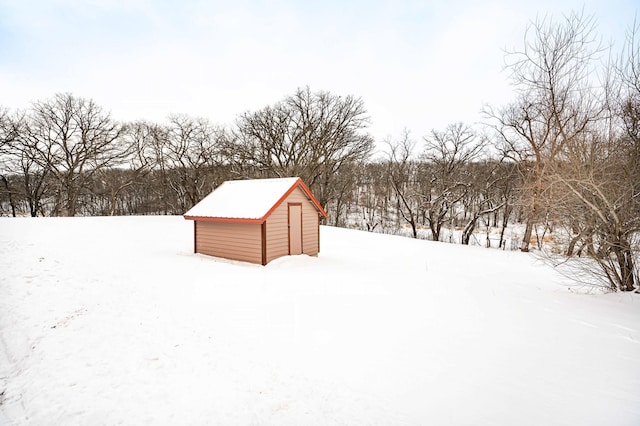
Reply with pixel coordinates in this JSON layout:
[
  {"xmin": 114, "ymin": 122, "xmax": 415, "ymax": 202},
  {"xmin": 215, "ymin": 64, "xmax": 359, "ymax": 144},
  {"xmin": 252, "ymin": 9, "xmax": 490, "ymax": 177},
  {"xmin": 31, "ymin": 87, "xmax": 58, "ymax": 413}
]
[
  {"xmin": 265, "ymin": 187, "xmax": 320, "ymax": 262},
  {"xmin": 265, "ymin": 195, "xmax": 290, "ymax": 263},
  {"xmin": 195, "ymin": 221, "xmax": 262, "ymax": 264},
  {"xmin": 302, "ymin": 197, "xmax": 320, "ymax": 256}
]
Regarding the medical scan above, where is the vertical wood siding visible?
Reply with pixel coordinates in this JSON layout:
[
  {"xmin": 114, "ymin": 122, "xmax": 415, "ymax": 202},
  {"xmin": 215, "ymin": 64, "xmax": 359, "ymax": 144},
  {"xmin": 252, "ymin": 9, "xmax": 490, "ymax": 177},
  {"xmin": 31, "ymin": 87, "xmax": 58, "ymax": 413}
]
[
  {"xmin": 195, "ymin": 221, "xmax": 262, "ymax": 264},
  {"xmin": 265, "ymin": 187, "xmax": 320, "ymax": 263}
]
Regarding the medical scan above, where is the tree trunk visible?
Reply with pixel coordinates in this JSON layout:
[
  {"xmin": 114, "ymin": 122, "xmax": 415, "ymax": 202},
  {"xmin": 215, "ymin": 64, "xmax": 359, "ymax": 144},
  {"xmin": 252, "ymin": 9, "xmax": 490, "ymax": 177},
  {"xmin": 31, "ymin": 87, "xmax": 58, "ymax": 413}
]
[
  {"xmin": 566, "ymin": 233, "xmax": 581, "ymax": 256},
  {"xmin": 521, "ymin": 211, "xmax": 535, "ymax": 252},
  {"xmin": 461, "ymin": 216, "xmax": 477, "ymax": 245},
  {"xmin": 333, "ymin": 197, "xmax": 342, "ymax": 227},
  {"xmin": 429, "ymin": 221, "xmax": 438, "ymax": 242},
  {"xmin": 1, "ymin": 175, "xmax": 17, "ymax": 217},
  {"xmin": 615, "ymin": 241, "xmax": 637, "ymax": 291},
  {"xmin": 410, "ymin": 216, "xmax": 417, "ymax": 239},
  {"xmin": 66, "ymin": 192, "xmax": 77, "ymax": 217},
  {"xmin": 498, "ymin": 205, "xmax": 511, "ymax": 250},
  {"xmin": 29, "ymin": 199, "xmax": 37, "ymax": 217}
]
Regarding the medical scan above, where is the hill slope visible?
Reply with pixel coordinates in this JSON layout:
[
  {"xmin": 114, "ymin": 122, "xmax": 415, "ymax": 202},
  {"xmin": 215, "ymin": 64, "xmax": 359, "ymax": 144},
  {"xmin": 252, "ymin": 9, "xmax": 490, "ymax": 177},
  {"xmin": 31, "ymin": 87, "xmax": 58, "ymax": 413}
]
[{"xmin": 1, "ymin": 216, "xmax": 639, "ymax": 425}]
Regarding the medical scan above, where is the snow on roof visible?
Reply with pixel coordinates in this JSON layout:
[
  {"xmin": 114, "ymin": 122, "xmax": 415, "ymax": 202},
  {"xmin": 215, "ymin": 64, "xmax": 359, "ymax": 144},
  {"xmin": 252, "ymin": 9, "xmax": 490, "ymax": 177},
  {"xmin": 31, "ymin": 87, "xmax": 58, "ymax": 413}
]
[{"xmin": 184, "ymin": 177, "xmax": 318, "ymax": 220}]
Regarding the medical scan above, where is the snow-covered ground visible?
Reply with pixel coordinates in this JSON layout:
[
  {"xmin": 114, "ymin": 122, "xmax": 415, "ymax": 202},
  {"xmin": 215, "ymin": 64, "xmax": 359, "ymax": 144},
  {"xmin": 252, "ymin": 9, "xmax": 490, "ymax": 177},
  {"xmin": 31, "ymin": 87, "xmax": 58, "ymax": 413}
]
[{"xmin": 1, "ymin": 216, "xmax": 639, "ymax": 425}]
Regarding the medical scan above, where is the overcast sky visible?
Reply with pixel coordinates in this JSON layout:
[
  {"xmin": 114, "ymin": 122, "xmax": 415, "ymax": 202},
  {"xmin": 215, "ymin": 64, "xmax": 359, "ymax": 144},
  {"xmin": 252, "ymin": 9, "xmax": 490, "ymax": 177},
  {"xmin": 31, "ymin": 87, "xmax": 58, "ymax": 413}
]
[{"xmin": 0, "ymin": 0, "xmax": 637, "ymax": 143}]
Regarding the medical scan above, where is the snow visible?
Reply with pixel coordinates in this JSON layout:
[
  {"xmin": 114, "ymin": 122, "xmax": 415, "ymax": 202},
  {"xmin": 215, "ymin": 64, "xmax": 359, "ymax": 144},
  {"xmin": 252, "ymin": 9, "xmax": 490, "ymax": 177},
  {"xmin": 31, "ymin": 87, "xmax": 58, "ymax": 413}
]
[
  {"xmin": 1, "ymin": 216, "xmax": 639, "ymax": 425},
  {"xmin": 184, "ymin": 177, "xmax": 303, "ymax": 219}
]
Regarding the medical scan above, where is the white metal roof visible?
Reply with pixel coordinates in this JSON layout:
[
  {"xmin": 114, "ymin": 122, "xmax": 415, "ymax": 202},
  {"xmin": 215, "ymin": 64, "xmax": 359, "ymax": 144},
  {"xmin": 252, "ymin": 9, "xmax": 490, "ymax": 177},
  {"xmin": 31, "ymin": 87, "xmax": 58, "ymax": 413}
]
[{"xmin": 184, "ymin": 177, "xmax": 304, "ymax": 220}]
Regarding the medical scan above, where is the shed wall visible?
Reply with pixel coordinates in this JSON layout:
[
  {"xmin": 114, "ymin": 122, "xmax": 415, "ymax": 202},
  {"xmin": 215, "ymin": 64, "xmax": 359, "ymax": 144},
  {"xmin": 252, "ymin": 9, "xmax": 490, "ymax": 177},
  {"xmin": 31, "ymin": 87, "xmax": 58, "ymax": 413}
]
[
  {"xmin": 265, "ymin": 187, "xmax": 320, "ymax": 263},
  {"xmin": 195, "ymin": 221, "xmax": 262, "ymax": 264}
]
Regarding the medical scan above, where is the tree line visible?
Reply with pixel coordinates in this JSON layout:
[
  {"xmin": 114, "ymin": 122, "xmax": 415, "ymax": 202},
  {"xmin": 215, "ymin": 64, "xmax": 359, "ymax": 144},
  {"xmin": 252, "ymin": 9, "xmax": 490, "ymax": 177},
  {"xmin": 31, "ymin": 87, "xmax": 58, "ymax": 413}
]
[
  {"xmin": 1, "ymin": 12, "xmax": 638, "ymax": 291},
  {"xmin": 0, "ymin": 87, "xmax": 374, "ymax": 218}
]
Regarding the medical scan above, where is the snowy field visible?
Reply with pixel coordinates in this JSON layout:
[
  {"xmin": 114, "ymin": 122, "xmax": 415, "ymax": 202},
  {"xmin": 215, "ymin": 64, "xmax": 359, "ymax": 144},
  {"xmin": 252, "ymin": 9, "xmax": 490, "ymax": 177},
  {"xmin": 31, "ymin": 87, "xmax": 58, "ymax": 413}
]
[{"xmin": 1, "ymin": 216, "xmax": 639, "ymax": 425}]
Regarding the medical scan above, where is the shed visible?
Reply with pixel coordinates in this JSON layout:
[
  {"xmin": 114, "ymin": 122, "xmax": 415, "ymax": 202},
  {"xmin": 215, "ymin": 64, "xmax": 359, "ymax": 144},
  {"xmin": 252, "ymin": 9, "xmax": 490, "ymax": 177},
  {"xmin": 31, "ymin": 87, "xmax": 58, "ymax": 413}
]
[{"xmin": 184, "ymin": 177, "xmax": 328, "ymax": 265}]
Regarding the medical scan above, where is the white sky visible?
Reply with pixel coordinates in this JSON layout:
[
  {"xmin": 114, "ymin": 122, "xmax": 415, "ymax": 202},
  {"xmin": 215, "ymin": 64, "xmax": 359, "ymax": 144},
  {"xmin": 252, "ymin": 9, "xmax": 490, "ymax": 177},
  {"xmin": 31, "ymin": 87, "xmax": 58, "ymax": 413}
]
[{"xmin": 0, "ymin": 0, "xmax": 637, "ymax": 143}]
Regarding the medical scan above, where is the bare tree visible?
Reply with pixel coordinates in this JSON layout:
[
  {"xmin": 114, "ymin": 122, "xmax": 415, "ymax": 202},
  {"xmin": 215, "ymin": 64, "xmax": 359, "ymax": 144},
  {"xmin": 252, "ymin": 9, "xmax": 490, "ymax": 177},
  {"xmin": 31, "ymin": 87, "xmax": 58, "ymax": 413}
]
[
  {"xmin": 385, "ymin": 130, "xmax": 421, "ymax": 238},
  {"xmin": 485, "ymin": 11, "xmax": 604, "ymax": 251},
  {"xmin": 147, "ymin": 123, "xmax": 172, "ymax": 214},
  {"xmin": 356, "ymin": 162, "xmax": 390, "ymax": 232},
  {"xmin": 0, "ymin": 110, "xmax": 54, "ymax": 216},
  {"xmin": 95, "ymin": 121, "xmax": 158, "ymax": 215},
  {"xmin": 535, "ymin": 17, "xmax": 640, "ymax": 292},
  {"xmin": 164, "ymin": 114, "xmax": 225, "ymax": 213},
  {"xmin": 548, "ymin": 128, "xmax": 639, "ymax": 291},
  {"xmin": 460, "ymin": 160, "xmax": 506, "ymax": 246},
  {"xmin": 545, "ymin": 18, "xmax": 638, "ymax": 291},
  {"xmin": 0, "ymin": 108, "xmax": 19, "ymax": 216},
  {"xmin": 231, "ymin": 87, "xmax": 374, "ymax": 214},
  {"xmin": 422, "ymin": 123, "xmax": 485, "ymax": 242},
  {"xmin": 27, "ymin": 93, "xmax": 126, "ymax": 216},
  {"xmin": 495, "ymin": 162, "xmax": 519, "ymax": 249},
  {"xmin": 326, "ymin": 161, "xmax": 361, "ymax": 227}
]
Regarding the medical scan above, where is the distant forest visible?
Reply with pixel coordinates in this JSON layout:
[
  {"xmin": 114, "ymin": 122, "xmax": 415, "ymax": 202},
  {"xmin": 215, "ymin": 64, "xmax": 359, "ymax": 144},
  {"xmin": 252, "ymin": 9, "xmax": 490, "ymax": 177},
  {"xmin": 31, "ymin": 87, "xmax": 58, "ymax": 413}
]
[{"xmin": 1, "ymin": 12, "xmax": 638, "ymax": 292}]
